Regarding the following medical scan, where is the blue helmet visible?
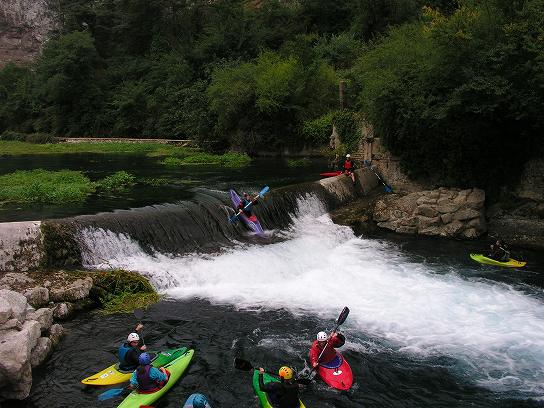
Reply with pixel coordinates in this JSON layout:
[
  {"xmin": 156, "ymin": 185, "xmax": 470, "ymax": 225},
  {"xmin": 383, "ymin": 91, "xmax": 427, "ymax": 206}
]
[
  {"xmin": 193, "ymin": 393, "xmax": 208, "ymax": 408},
  {"xmin": 138, "ymin": 352, "xmax": 151, "ymax": 365}
]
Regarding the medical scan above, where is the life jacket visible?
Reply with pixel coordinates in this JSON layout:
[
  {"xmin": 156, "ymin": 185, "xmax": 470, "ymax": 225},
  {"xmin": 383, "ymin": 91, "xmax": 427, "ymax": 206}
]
[
  {"xmin": 118, "ymin": 343, "xmax": 132, "ymax": 367},
  {"xmin": 344, "ymin": 160, "xmax": 353, "ymax": 170},
  {"xmin": 136, "ymin": 365, "xmax": 157, "ymax": 392},
  {"xmin": 238, "ymin": 199, "xmax": 252, "ymax": 216}
]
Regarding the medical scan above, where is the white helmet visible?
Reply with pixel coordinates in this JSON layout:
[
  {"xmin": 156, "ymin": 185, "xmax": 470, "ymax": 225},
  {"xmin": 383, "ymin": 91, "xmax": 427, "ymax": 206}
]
[
  {"xmin": 346, "ymin": 154, "xmax": 351, "ymax": 158},
  {"xmin": 317, "ymin": 331, "xmax": 328, "ymax": 341},
  {"xmin": 127, "ymin": 332, "xmax": 140, "ymax": 342}
]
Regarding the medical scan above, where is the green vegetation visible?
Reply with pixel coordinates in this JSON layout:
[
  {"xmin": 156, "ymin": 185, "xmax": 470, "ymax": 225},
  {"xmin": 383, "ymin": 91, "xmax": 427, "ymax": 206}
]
[
  {"xmin": 92, "ymin": 269, "xmax": 159, "ymax": 314},
  {"xmin": 0, "ymin": 169, "xmax": 94, "ymax": 204},
  {"xmin": 287, "ymin": 158, "xmax": 312, "ymax": 167},
  {"xmin": 0, "ymin": 0, "xmax": 542, "ymax": 191},
  {"xmin": 161, "ymin": 152, "xmax": 251, "ymax": 167},
  {"xmin": 96, "ymin": 171, "xmax": 136, "ymax": 191}
]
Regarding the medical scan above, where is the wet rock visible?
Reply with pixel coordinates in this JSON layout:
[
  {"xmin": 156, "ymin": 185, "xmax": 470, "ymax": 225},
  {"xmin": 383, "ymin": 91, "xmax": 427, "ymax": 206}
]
[
  {"xmin": 50, "ymin": 277, "xmax": 93, "ymax": 302},
  {"xmin": 27, "ymin": 308, "xmax": 53, "ymax": 331},
  {"xmin": 30, "ymin": 337, "xmax": 52, "ymax": 368}
]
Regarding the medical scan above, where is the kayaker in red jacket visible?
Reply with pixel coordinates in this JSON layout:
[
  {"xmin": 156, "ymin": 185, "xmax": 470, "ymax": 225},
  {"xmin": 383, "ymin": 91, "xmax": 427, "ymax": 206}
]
[
  {"xmin": 309, "ymin": 331, "xmax": 344, "ymax": 368},
  {"xmin": 342, "ymin": 154, "xmax": 356, "ymax": 185}
]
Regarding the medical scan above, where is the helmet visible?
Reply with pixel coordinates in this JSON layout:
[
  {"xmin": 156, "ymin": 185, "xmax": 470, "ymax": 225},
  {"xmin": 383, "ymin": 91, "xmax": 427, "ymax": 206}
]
[
  {"xmin": 138, "ymin": 352, "xmax": 151, "ymax": 365},
  {"xmin": 192, "ymin": 393, "xmax": 208, "ymax": 408},
  {"xmin": 317, "ymin": 331, "xmax": 328, "ymax": 341},
  {"xmin": 278, "ymin": 366, "xmax": 294, "ymax": 380},
  {"xmin": 242, "ymin": 192, "xmax": 249, "ymax": 197},
  {"xmin": 127, "ymin": 332, "xmax": 140, "ymax": 342},
  {"xmin": 346, "ymin": 154, "xmax": 351, "ymax": 158}
]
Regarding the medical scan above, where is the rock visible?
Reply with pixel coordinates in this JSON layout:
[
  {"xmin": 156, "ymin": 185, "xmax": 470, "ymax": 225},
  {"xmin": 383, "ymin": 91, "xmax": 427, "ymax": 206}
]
[
  {"xmin": 24, "ymin": 287, "xmax": 49, "ymax": 307},
  {"xmin": 0, "ymin": 318, "xmax": 23, "ymax": 331},
  {"xmin": 0, "ymin": 289, "xmax": 28, "ymax": 322},
  {"xmin": 50, "ymin": 277, "xmax": 93, "ymax": 302},
  {"xmin": 30, "ymin": 337, "xmax": 52, "ymax": 368},
  {"xmin": 0, "ymin": 297, "xmax": 12, "ymax": 324},
  {"xmin": 466, "ymin": 188, "xmax": 485, "ymax": 209},
  {"xmin": 440, "ymin": 213, "xmax": 453, "ymax": 224},
  {"xmin": 27, "ymin": 308, "xmax": 53, "ymax": 331},
  {"xmin": 0, "ymin": 273, "xmax": 35, "ymax": 288},
  {"xmin": 453, "ymin": 189, "xmax": 471, "ymax": 204},
  {"xmin": 0, "ymin": 320, "xmax": 41, "ymax": 399},
  {"xmin": 416, "ymin": 196, "xmax": 437, "ymax": 206},
  {"xmin": 436, "ymin": 203, "xmax": 461, "ymax": 214},
  {"xmin": 48, "ymin": 323, "xmax": 64, "ymax": 346},
  {"xmin": 53, "ymin": 302, "xmax": 74, "ymax": 320},
  {"xmin": 440, "ymin": 220, "xmax": 465, "ymax": 236},
  {"xmin": 453, "ymin": 208, "xmax": 481, "ymax": 221},
  {"xmin": 417, "ymin": 215, "xmax": 440, "ymax": 229},
  {"xmin": 419, "ymin": 227, "xmax": 442, "ymax": 236},
  {"xmin": 396, "ymin": 226, "xmax": 418, "ymax": 234},
  {"xmin": 462, "ymin": 228, "xmax": 480, "ymax": 238},
  {"xmin": 417, "ymin": 205, "xmax": 439, "ymax": 218}
]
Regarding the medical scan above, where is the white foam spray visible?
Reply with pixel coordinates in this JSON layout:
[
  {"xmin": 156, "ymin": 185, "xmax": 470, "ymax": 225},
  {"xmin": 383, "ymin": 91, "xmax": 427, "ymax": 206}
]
[{"xmin": 79, "ymin": 194, "xmax": 544, "ymax": 395}]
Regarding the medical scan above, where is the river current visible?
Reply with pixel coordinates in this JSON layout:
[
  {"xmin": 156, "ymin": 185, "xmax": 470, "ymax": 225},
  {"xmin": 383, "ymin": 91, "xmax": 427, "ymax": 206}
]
[{"xmin": 15, "ymin": 194, "xmax": 544, "ymax": 408}]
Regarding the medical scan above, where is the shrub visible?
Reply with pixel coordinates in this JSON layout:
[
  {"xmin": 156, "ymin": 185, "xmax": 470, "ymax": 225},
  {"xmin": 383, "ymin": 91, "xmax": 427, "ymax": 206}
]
[
  {"xmin": 97, "ymin": 171, "xmax": 136, "ymax": 191},
  {"xmin": 302, "ymin": 112, "xmax": 335, "ymax": 146}
]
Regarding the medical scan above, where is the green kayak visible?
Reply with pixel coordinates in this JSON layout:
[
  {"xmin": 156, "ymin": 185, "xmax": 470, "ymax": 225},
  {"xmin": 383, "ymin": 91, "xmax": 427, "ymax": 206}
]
[
  {"xmin": 252, "ymin": 370, "xmax": 306, "ymax": 408},
  {"xmin": 117, "ymin": 349, "xmax": 194, "ymax": 408},
  {"xmin": 470, "ymin": 253, "xmax": 526, "ymax": 268}
]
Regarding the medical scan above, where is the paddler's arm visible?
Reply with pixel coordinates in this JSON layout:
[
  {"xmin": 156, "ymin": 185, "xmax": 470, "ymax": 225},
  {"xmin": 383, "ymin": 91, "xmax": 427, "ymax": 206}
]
[{"xmin": 258, "ymin": 367, "xmax": 276, "ymax": 392}]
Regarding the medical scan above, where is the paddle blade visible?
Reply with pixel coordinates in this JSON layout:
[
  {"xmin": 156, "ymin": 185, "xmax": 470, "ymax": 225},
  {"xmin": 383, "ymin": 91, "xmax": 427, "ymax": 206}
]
[
  {"xmin": 228, "ymin": 214, "xmax": 239, "ymax": 223},
  {"xmin": 234, "ymin": 358, "xmax": 253, "ymax": 371},
  {"xmin": 336, "ymin": 306, "xmax": 350, "ymax": 326},
  {"xmin": 259, "ymin": 186, "xmax": 270, "ymax": 198},
  {"xmin": 385, "ymin": 185, "xmax": 393, "ymax": 193},
  {"xmin": 134, "ymin": 308, "xmax": 144, "ymax": 321},
  {"xmin": 97, "ymin": 387, "xmax": 126, "ymax": 401}
]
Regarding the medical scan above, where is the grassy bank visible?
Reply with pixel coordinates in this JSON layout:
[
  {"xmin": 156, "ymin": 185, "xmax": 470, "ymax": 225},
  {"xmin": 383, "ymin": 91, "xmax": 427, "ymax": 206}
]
[
  {"xmin": 0, "ymin": 140, "xmax": 197, "ymax": 156},
  {"xmin": 161, "ymin": 151, "xmax": 251, "ymax": 168}
]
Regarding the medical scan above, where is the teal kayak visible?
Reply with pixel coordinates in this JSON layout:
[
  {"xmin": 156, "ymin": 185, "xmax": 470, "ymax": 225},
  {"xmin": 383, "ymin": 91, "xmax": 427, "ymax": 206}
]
[{"xmin": 117, "ymin": 349, "xmax": 194, "ymax": 408}]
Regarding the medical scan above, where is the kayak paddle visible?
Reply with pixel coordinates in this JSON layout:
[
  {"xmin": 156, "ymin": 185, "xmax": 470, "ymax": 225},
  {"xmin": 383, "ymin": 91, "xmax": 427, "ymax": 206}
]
[
  {"xmin": 363, "ymin": 160, "xmax": 393, "ymax": 193},
  {"xmin": 233, "ymin": 358, "xmax": 310, "ymax": 385},
  {"xmin": 97, "ymin": 386, "xmax": 130, "ymax": 401},
  {"xmin": 305, "ymin": 306, "xmax": 350, "ymax": 378},
  {"xmin": 229, "ymin": 186, "xmax": 270, "ymax": 223},
  {"xmin": 134, "ymin": 308, "xmax": 145, "ymax": 346}
]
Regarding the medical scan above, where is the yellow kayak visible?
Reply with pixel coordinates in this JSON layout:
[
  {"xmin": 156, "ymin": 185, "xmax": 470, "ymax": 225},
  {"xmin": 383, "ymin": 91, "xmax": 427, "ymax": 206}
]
[
  {"xmin": 470, "ymin": 253, "xmax": 526, "ymax": 268},
  {"xmin": 81, "ymin": 347, "xmax": 187, "ymax": 386}
]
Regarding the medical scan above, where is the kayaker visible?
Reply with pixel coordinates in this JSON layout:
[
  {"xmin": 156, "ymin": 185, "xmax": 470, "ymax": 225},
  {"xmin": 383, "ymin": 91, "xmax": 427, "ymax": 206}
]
[
  {"xmin": 237, "ymin": 192, "xmax": 258, "ymax": 217},
  {"xmin": 342, "ymin": 154, "xmax": 356, "ymax": 185},
  {"xmin": 488, "ymin": 240, "xmax": 509, "ymax": 262},
  {"xmin": 129, "ymin": 352, "xmax": 169, "ymax": 392},
  {"xmin": 118, "ymin": 325, "xmax": 147, "ymax": 371},
  {"xmin": 309, "ymin": 331, "xmax": 345, "ymax": 368},
  {"xmin": 190, "ymin": 394, "xmax": 210, "ymax": 408},
  {"xmin": 258, "ymin": 366, "xmax": 300, "ymax": 408}
]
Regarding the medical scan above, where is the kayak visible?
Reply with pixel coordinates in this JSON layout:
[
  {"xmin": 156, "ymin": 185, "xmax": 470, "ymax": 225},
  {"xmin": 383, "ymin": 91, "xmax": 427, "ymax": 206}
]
[
  {"xmin": 317, "ymin": 352, "xmax": 353, "ymax": 390},
  {"xmin": 183, "ymin": 393, "xmax": 212, "ymax": 407},
  {"xmin": 252, "ymin": 370, "xmax": 306, "ymax": 408},
  {"xmin": 117, "ymin": 348, "xmax": 194, "ymax": 408},
  {"xmin": 320, "ymin": 171, "xmax": 343, "ymax": 178},
  {"xmin": 470, "ymin": 253, "xmax": 526, "ymax": 268},
  {"xmin": 81, "ymin": 347, "xmax": 187, "ymax": 386},
  {"xmin": 229, "ymin": 189, "xmax": 265, "ymax": 236}
]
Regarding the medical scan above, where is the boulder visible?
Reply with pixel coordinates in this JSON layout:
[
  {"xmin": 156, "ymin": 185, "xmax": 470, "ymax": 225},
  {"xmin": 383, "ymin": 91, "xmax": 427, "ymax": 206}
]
[
  {"xmin": 436, "ymin": 203, "xmax": 461, "ymax": 214},
  {"xmin": 53, "ymin": 302, "xmax": 74, "ymax": 320},
  {"xmin": 466, "ymin": 188, "xmax": 485, "ymax": 209},
  {"xmin": 0, "ymin": 297, "xmax": 11, "ymax": 325},
  {"xmin": 453, "ymin": 208, "xmax": 481, "ymax": 221},
  {"xmin": 0, "ymin": 273, "xmax": 35, "ymax": 288},
  {"xmin": 417, "ymin": 205, "xmax": 439, "ymax": 218},
  {"xmin": 30, "ymin": 337, "xmax": 52, "ymax": 368},
  {"xmin": 24, "ymin": 287, "xmax": 49, "ymax": 308},
  {"xmin": 417, "ymin": 215, "xmax": 440, "ymax": 229},
  {"xmin": 50, "ymin": 277, "xmax": 93, "ymax": 302},
  {"xmin": 0, "ymin": 290, "xmax": 28, "ymax": 322},
  {"xmin": 48, "ymin": 324, "xmax": 64, "ymax": 347},
  {"xmin": 462, "ymin": 228, "xmax": 480, "ymax": 238},
  {"xmin": 27, "ymin": 308, "xmax": 53, "ymax": 331},
  {"xmin": 440, "ymin": 213, "xmax": 453, "ymax": 225},
  {"xmin": 440, "ymin": 220, "xmax": 465, "ymax": 236},
  {"xmin": 0, "ymin": 318, "xmax": 22, "ymax": 331}
]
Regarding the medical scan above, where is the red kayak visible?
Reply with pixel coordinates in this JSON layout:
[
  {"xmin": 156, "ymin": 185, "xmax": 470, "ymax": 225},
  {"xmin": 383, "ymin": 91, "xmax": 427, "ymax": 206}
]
[
  {"xmin": 320, "ymin": 171, "xmax": 343, "ymax": 178},
  {"xmin": 317, "ymin": 352, "xmax": 353, "ymax": 390}
]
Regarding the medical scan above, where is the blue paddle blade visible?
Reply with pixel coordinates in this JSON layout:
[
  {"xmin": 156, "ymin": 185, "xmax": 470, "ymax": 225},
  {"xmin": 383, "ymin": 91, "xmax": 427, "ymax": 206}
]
[
  {"xmin": 259, "ymin": 186, "xmax": 270, "ymax": 198},
  {"xmin": 385, "ymin": 185, "xmax": 393, "ymax": 193},
  {"xmin": 98, "ymin": 387, "xmax": 126, "ymax": 401}
]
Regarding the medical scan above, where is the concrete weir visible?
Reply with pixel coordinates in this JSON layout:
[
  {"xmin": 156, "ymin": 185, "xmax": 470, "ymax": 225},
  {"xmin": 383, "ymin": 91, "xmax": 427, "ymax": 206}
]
[{"xmin": 0, "ymin": 221, "xmax": 43, "ymax": 272}]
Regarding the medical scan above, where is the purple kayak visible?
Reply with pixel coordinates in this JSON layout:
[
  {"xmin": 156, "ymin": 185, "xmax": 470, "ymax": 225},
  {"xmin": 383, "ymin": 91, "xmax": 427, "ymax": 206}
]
[{"xmin": 229, "ymin": 190, "xmax": 265, "ymax": 236}]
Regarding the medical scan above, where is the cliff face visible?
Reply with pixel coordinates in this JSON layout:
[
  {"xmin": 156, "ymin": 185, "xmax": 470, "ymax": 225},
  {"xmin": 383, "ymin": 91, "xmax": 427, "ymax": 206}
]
[{"xmin": 0, "ymin": 0, "xmax": 57, "ymax": 67}]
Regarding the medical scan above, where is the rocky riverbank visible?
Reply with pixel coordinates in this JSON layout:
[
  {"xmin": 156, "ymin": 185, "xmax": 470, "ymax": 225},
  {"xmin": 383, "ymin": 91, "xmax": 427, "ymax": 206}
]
[{"xmin": 0, "ymin": 268, "xmax": 158, "ymax": 402}]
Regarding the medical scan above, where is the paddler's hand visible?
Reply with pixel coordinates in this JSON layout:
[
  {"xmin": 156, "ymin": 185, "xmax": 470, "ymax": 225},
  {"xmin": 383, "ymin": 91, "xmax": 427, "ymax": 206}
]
[
  {"xmin": 140, "ymin": 345, "xmax": 147, "ymax": 351},
  {"xmin": 312, "ymin": 362, "xmax": 319, "ymax": 368},
  {"xmin": 258, "ymin": 367, "xmax": 265, "ymax": 374},
  {"xmin": 136, "ymin": 323, "xmax": 144, "ymax": 332}
]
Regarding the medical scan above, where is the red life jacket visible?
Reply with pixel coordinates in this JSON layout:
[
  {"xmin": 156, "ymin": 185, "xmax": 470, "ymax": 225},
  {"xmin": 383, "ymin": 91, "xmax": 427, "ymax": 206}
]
[{"xmin": 343, "ymin": 160, "xmax": 353, "ymax": 170}]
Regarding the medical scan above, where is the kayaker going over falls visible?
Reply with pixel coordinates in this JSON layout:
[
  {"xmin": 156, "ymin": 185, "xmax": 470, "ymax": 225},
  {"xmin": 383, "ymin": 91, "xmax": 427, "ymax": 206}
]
[
  {"xmin": 129, "ymin": 352, "xmax": 169, "ymax": 392},
  {"xmin": 119, "ymin": 325, "xmax": 146, "ymax": 371},
  {"xmin": 310, "ymin": 330, "xmax": 345, "ymax": 368},
  {"xmin": 258, "ymin": 366, "xmax": 300, "ymax": 408},
  {"xmin": 237, "ymin": 192, "xmax": 259, "ymax": 218}
]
